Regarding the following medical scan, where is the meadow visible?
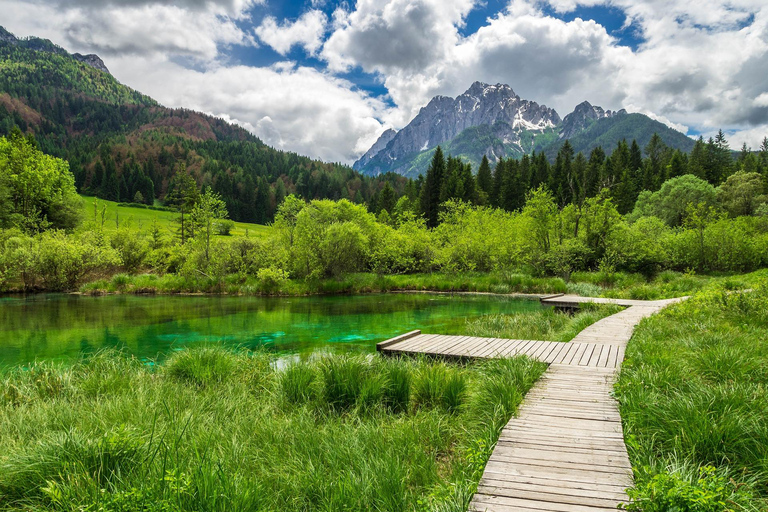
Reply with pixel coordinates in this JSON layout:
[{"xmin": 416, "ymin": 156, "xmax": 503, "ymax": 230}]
[
  {"xmin": 80, "ymin": 196, "xmax": 272, "ymax": 238},
  {"xmin": 616, "ymin": 271, "xmax": 768, "ymax": 510},
  {"xmin": 0, "ymin": 349, "xmax": 545, "ymax": 512}
]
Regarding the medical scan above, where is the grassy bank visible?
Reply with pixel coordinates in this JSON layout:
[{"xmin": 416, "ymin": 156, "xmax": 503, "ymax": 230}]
[
  {"xmin": 0, "ymin": 348, "xmax": 545, "ymax": 511},
  {"xmin": 465, "ymin": 303, "xmax": 623, "ymax": 342},
  {"xmin": 77, "ymin": 269, "xmax": 758, "ymax": 300},
  {"xmin": 79, "ymin": 271, "xmax": 571, "ymax": 297},
  {"xmin": 615, "ymin": 272, "xmax": 768, "ymax": 510}
]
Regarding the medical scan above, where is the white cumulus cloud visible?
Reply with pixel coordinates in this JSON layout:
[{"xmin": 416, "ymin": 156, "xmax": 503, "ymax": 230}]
[{"xmin": 255, "ymin": 10, "xmax": 328, "ymax": 56}]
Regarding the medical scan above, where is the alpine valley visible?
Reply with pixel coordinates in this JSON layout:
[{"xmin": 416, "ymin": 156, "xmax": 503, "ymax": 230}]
[{"xmin": 354, "ymin": 82, "xmax": 695, "ymax": 178}]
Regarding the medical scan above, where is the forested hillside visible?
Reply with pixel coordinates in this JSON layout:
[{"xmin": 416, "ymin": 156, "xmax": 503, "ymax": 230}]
[{"xmin": 0, "ymin": 28, "xmax": 411, "ymax": 223}]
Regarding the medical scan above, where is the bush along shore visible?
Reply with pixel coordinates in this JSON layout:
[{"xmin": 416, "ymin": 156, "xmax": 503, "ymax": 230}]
[
  {"xmin": 615, "ymin": 274, "xmax": 768, "ymax": 511},
  {"xmin": 0, "ymin": 348, "xmax": 545, "ymax": 511}
]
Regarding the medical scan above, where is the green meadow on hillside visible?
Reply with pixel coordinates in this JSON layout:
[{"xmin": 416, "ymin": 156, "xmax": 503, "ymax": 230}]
[{"xmin": 79, "ymin": 196, "xmax": 272, "ymax": 238}]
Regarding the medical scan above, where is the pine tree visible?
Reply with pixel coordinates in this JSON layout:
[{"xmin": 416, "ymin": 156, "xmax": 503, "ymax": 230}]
[
  {"xmin": 584, "ymin": 146, "xmax": 604, "ymax": 197},
  {"xmin": 476, "ymin": 155, "xmax": 493, "ymax": 201},
  {"xmin": 379, "ymin": 182, "xmax": 396, "ymax": 213},
  {"xmin": 101, "ymin": 157, "xmax": 119, "ymax": 201},
  {"xmin": 491, "ymin": 158, "xmax": 506, "ymax": 208},
  {"xmin": 760, "ymin": 137, "xmax": 768, "ymax": 176},
  {"xmin": 688, "ymin": 137, "xmax": 708, "ymax": 180},
  {"xmin": 711, "ymin": 129, "xmax": 732, "ymax": 184},
  {"xmin": 419, "ymin": 146, "xmax": 446, "ymax": 228},
  {"xmin": 642, "ymin": 133, "xmax": 668, "ymax": 191},
  {"xmin": 666, "ymin": 150, "xmax": 687, "ymax": 180},
  {"xmin": 572, "ymin": 152, "xmax": 587, "ymax": 204},
  {"xmin": 501, "ymin": 159, "xmax": 524, "ymax": 211},
  {"xmin": 166, "ymin": 166, "xmax": 200, "ymax": 243},
  {"xmin": 550, "ymin": 141, "xmax": 574, "ymax": 206}
]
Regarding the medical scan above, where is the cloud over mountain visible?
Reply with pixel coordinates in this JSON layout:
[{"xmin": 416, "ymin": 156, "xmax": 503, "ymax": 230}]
[{"xmin": 1, "ymin": 0, "xmax": 767, "ymax": 163}]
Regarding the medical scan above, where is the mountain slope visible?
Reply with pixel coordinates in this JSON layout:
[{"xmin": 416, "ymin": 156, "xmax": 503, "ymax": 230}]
[
  {"xmin": 0, "ymin": 27, "xmax": 409, "ymax": 223},
  {"xmin": 356, "ymin": 83, "xmax": 694, "ymax": 177},
  {"xmin": 540, "ymin": 113, "xmax": 696, "ymax": 159}
]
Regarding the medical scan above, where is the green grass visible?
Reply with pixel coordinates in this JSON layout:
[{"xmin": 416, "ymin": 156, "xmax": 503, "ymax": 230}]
[
  {"xmin": 615, "ymin": 270, "xmax": 768, "ymax": 510},
  {"xmin": 79, "ymin": 195, "xmax": 271, "ymax": 238},
  {"xmin": 0, "ymin": 348, "xmax": 546, "ymax": 511},
  {"xmin": 569, "ymin": 270, "xmax": 753, "ymax": 301},
  {"xmin": 80, "ymin": 271, "xmax": 570, "ymax": 296},
  {"xmin": 463, "ymin": 303, "xmax": 623, "ymax": 342}
]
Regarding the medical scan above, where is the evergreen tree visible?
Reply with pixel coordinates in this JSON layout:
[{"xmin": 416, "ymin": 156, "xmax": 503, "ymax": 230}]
[
  {"xmin": 688, "ymin": 136, "xmax": 708, "ymax": 180},
  {"xmin": 606, "ymin": 140, "xmax": 636, "ymax": 214},
  {"xmin": 476, "ymin": 155, "xmax": 493, "ymax": 204},
  {"xmin": 166, "ymin": 166, "xmax": 200, "ymax": 243},
  {"xmin": 501, "ymin": 159, "xmax": 524, "ymax": 211},
  {"xmin": 666, "ymin": 150, "xmax": 687, "ymax": 179},
  {"xmin": 711, "ymin": 129, "xmax": 732, "ymax": 184},
  {"xmin": 550, "ymin": 140, "xmax": 574, "ymax": 206},
  {"xmin": 101, "ymin": 157, "xmax": 119, "ymax": 201},
  {"xmin": 419, "ymin": 146, "xmax": 446, "ymax": 228},
  {"xmin": 584, "ymin": 147, "xmax": 604, "ymax": 198},
  {"xmin": 642, "ymin": 133, "xmax": 668, "ymax": 191},
  {"xmin": 760, "ymin": 137, "xmax": 768, "ymax": 177},
  {"xmin": 491, "ymin": 158, "xmax": 506, "ymax": 208},
  {"xmin": 531, "ymin": 151, "xmax": 550, "ymax": 189},
  {"xmin": 572, "ymin": 152, "xmax": 588, "ymax": 204},
  {"xmin": 379, "ymin": 182, "xmax": 396, "ymax": 213}
]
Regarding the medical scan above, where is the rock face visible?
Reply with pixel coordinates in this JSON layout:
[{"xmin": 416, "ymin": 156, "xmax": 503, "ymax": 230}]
[
  {"xmin": 355, "ymin": 128, "xmax": 396, "ymax": 171},
  {"xmin": 0, "ymin": 26, "xmax": 110, "ymax": 74},
  {"xmin": 73, "ymin": 53, "xmax": 110, "ymax": 74},
  {"xmin": 559, "ymin": 101, "xmax": 626, "ymax": 140},
  {"xmin": 354, "ymin": 82, "xmax": 560, "ymax": 173},
  {"xmin": 0, "ymin": 26, "xmax": 17, "ymax": 44}
]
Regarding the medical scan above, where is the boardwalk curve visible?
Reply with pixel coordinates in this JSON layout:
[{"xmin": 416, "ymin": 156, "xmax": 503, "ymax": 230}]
[{"xmin": 377, "ymin": 296, "xmax": 685, "ymax": 511}]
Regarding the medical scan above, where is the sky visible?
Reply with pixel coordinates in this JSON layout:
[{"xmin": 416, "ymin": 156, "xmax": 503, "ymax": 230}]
[{"xmin": 2, "ymin": 0, "xmax": 768, "ymax": 164}]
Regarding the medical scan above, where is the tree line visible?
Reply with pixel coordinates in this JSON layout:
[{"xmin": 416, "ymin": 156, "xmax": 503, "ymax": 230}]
[{"xmin": 414, "ymin": 131, "xmax": 768, "ymax": 227}]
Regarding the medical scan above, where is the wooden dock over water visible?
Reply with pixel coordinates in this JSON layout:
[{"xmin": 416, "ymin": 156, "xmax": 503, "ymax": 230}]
[{"xmin": 377, "ymin": 296, "xmax": 685, "ymax": 511}]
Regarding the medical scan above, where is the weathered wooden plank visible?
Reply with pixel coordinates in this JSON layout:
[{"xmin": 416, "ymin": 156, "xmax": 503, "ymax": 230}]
[{"xmin": 376, "ymin": 330, "xmax": 421, "ymax": 351}]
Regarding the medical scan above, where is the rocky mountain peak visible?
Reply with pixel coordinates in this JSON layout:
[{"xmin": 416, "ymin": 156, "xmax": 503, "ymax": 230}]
[
  {"xmin": 354, "ymin": 128, "xmax": 397, "ymax": 171},
  {"xmin": 559, "ymin": 100, "xmax": 626, "ymax": 139},
  {"xmin": 73, "ymin": 53, "xmax": 110, "ymax": 74},
  {"xmin": 353, "ymin": 81, "xmax": 560, "ymax": 173}
]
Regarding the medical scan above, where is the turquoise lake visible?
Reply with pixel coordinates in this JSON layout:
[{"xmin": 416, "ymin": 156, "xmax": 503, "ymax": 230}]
[{"xmin": 0, "ymin": 293, "xmax": 543, "ymax": 367}]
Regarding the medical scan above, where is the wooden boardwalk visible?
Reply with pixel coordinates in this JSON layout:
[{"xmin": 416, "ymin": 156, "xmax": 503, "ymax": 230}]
[{"xmin": 378, "ymin": 297, "xmax": 684, "ymax": 511}]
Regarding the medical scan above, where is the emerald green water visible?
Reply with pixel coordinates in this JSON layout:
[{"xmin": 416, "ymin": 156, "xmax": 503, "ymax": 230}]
[{"xmin": 0, "ymin": 293, "xmax": 541, "ymax": 367}]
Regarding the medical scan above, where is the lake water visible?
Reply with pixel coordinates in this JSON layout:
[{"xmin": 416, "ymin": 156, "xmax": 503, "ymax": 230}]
[{"xmin": 0, "ymin": 293, "xmax": 542, "ymax": 368}]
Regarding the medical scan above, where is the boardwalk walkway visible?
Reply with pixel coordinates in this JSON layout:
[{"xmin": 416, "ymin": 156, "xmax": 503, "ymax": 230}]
[{"xmin": 377, "ymin": 296, "xmax": 684, "ymax": 511}]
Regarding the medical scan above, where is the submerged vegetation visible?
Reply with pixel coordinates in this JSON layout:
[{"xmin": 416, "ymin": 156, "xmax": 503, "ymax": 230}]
[
  {"xmin": 0, "ymin": 348, "xmax": 545, "ymax": 511},
  {"xmin": 617, "ymin": 272, "xmax": 768, "ymax": 510}
]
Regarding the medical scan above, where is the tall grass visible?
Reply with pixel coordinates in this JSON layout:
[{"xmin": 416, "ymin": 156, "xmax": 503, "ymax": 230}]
[
  {"xmin": 0, "ymin": 348, "xmax": 545, "ymax": 511},
  {"xmin": 79, "ymin": 271, "xmax": 569, "ymax": 296},
  {"xmin": 465, "ymin": 303, "xmax": 623, "ymax": 342},
  {"xmin": 616, "ymin": 276, "xmax": 768, "ymax": 510}
]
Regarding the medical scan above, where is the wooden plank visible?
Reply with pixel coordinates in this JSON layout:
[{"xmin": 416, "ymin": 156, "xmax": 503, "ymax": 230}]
[{"xmin": 376, "ymin": 330, "xmax": 420, "ymax": 351}]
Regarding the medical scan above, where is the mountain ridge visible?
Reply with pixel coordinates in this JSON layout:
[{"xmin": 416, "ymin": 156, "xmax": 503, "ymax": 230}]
[{"xmin": 355, "ymin": 82, "xmax": 693, "ymax": 178}]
